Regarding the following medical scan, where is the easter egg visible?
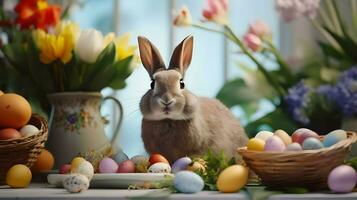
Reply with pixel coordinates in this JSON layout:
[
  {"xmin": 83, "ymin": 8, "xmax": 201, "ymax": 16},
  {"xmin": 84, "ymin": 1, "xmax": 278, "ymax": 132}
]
[
  {"xmin": 60, "ymin": 164, "xmax": 71, "ymax": 174},
  {"xmin": 117, "ymin": 160, "xmax": 136, "ymax": 173},
  {"xmin": 0, "ymin": 93, "xmax": 32, "ymax": 129},
  {"xmin": 328, "ymin": 165, "xmax": 357, "ymax": 193},
  {"xmin": 323, "ymin": 130, "xmax": 347, "ymax": 147},
  {"xmin": 285, "ymin": 143, "xmax": 303, "ymax": 151},
  {"xmin": 264, "ymin": 136, "xmax": 285, "ymax": 152},
  {"xmin": 255, "ymin": 131, "xmax": 274, "ymax": 142},
  {"xmin": 292, "ymin": 128, "xmax": 319, "ymax": 144},
  {"xmin": 148, "ymin": 162, "xmax": 171, "ymax": 173},
  {"xmin": 71, "ymin": 159, "xmax": 94, "ymax": 180},
  {"xmin": 149, "ymin": 154, "xmax": 169, "ymax": 165},
  {"xmin": 0, "ymin": 128, "xmax": 21, "ymax": 140},
  {"xmin": 99, "ymin": 157, "xmax": 118, "ymax": 173},
  {"xmin": 274, "ymin": 129, "xmax": 292, "ymax": 145},
  {"xmin": 63, "ymin": 174, "xmax": 89, "ymax": 193},
  {"xmin": 247, "ymin": 138, "xmax": 265, "ymax": 151},
  {"xmin": 216, "ymin": 165, "xmax": 248, "ymax": 193},
  {"xmin": 172, "ymin": 157, "xmax": 192, "ymax": 174},
  {"xmin": 6, "ymin": 164, "xmax": 32, "ymax": 188},
  {"xmin": 19, "ymin": 125, "xmax": 39, "ymax": 138},
  {"xmin": 173, "ymin": 171, "xmax": 204, "ymax": 193},
  {"xmin": 31, "ymin": 149, "xmax": 54, "ymax": 172},
  {"xmin": 187, "ymin": 160, "xmax": 206, "ymax": 174},
  {"xmin": 130, "ymin": 155, "xmax": 149, "ymax": 173},
  {"xmin": 113, "ymin": 151, "xmax": 129, "ymax": 164},
  {"xmin": 302, "ymin": 137, "xmax": 323, "ymax": 150}
]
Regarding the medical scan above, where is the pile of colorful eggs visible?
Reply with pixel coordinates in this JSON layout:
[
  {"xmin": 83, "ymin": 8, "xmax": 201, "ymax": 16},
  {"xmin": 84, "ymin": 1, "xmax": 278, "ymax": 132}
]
[
  {"xmin": 247, "ymin": 128, "xmax": 348, "ymax": 152},
  {"xmin": 0, "ymin": 92, "xmax": 39, "ymax": 140}
]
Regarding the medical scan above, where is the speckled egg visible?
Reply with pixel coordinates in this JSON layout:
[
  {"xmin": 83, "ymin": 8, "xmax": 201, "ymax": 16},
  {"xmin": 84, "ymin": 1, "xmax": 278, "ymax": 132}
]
[
  {"xmin": 274, "ymin": 129, "xmax": 292, "ymax": 145},
  {"xmin": 255, "ymin": 131, "xmax": 274, "ymax": 142},
  {"xmin": 247, "ymin": 138, "xmax": 265, "ymax": 151},
  {"xmin": 328, "ymin": 165, "xmax": 357, "ymax": 193},
  {"xmin": 285, "ymin": 143, "xmax": 303, "ymax": 151},
  {"xmin": 292, "ymin": 128, "xmax": 319, "ymax": 144},
  {"xmin": 148, "ymin": 162, "xmax": 171, "ymax": 173},
  {"xmin": 264, "ymin": 136, "xmax": 285, "ymax": 152},
  {"xmin": 302, "ymin": 137, "xmax": 323, "ymax": 150},
  {"xmin": 63, "ymin": 174, "xmax": 89, "ymax": 193},
  {"xmin": 173, "ymin": 171, "xmax": 204, "ymax": 193},
  {"xmin": 323, "ymin": 130, "xmax": 347, "ymax": 147},
  {"xmin": 70, "ymin": 160, "xmax": 94, "ymax": 180},
  {"xmin": 99, "ymin": 157, "xmax": 118, "ymax": 173},
  {"xmin": 172, "ymin": 157, "xmax": 192, "ymax": 174},
  {"xmin": 130, "ymin": 155, "xmax": 150, "ymax": 173}
]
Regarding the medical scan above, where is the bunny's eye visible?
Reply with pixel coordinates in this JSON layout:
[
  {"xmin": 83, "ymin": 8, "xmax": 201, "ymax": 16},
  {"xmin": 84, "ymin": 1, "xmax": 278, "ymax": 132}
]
[
  {"xmin": 150, "ymin": 80, "xmax": 155, "ymax": 90},
  {"xmin": 180, "ymin": 79, "xmax": 185, "ymax": 89}
]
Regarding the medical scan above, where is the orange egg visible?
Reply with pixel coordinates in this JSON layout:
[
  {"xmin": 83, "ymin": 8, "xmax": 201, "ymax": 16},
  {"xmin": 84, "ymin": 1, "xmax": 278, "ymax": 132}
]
[
  {"xmin": 31, "ymin": 149, "xmax": 54, "ymax": 172},
  {"xmin": 0, "ymin": 128, "xmax": 21, "ymax": 140},
  {"xmin": 0, "ymin": 91, "xmax": 3, "ymax": 96},
  {"xmin": 0, "ymin": 93, "xmax": 32, "ymax": 129}
]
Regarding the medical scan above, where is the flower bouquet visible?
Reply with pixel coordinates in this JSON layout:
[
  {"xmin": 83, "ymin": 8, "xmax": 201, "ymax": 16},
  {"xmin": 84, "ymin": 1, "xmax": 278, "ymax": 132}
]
[
  {"xmin": 174, "ymin": 0, "xmax": 357, "ymax": 136},
  {"xmin": 0, "ymin": 0, "xmax": 137, "ymax": 114}
]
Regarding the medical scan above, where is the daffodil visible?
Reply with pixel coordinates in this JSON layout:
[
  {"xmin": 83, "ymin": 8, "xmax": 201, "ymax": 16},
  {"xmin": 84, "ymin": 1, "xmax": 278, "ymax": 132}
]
[{"xmin": 33, "ymin": 21, "xmax": 80, "ymax": 64}]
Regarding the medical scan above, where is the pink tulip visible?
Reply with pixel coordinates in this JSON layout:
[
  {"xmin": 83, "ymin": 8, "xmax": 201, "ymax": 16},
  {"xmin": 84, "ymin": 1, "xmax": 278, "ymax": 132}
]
[
  {"xmin": 243, "ymin": 33, "xmax": 262, "ymax": 52},
  {"xmin": 248, "ymin": 20, "xmax": 271, "ymax": 39},
  {"xmin": 173, "ymin": 6, "xmax": 192, "ymax": 26},
  {"xmin": 202, "ymin": 0, "xmax": 229, "ymax": 25}
]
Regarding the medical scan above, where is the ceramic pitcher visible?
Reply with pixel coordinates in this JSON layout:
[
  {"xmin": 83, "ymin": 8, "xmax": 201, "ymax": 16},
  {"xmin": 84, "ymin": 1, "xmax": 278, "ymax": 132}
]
[{"xmin": 46, "ymin": 92, "xmax": 123, "ymax": 168}]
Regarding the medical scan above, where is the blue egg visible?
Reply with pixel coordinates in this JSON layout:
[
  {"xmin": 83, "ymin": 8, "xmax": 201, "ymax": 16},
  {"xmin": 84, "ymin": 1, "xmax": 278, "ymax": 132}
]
[
  {"xmin": 302, "ymin": 137, "xmax": 324, "ymax": 150},
  {"xmin": 323, "ymin": 130, "xmax": 347, "ymax": 147},
  {"xmin": 173, "ymin": 171, "xmax": 204, "ymax": 193},
  {"xmin": 113, "ymin": 150, "xmax": 129, "ymax": 164}
]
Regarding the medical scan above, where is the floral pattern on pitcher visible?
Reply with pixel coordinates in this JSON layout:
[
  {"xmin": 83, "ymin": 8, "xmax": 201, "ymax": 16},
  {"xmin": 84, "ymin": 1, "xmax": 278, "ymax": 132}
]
[{"xmin": 55, "ymin": 108, "xmax": 97, "ymax": 133}]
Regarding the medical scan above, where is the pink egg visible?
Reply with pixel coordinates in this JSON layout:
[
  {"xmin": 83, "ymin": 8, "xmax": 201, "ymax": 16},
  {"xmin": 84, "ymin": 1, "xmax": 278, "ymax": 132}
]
[
  {"xmin": 59, "ymin": 164, "xmax": 71, "ymax": 174},
  {"xmin": 328, "ymin": 165, "xmax": 357, "ymax": 193},
  {"xmin": 117, "ymin": 160, "xmax": 135, "ymax": 173},
  {"xmin": 99, "ymin": 157, "xmax": 118, "ymax": 173},
  {"xmin": 292, "ymin": 128, "xmax": 319, "ymax": 144},
  {"xmin": 264, "ymin": 136, "xmax": 285, "ymax": 152}
]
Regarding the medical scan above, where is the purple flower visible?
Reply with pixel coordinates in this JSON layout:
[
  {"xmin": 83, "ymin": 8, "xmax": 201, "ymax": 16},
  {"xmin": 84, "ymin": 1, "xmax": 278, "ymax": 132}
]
[
  {"xmin": 284, "ymin": 80, "xmax": 312, "ymax": 125},
  {"xmin": 275, "ymin": 0, "xmax": 320, "ymax": 22},
  {"xmin": 67, "ymin": 114, "xmax": 78, "ymax": 124},
  {"xmin": 331, "ymin": 66, "xmax": 357, "ymax": 117}
]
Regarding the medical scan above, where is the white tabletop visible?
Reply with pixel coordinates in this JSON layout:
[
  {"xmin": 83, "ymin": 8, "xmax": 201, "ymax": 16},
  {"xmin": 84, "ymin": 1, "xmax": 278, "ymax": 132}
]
[{"xmin": 0, "ymin": 184, "xmax": 357, "ymax": 200}]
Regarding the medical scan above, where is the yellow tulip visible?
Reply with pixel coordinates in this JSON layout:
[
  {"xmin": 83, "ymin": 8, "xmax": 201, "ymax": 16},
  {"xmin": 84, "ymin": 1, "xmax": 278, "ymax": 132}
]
[
  {"xmin": 33, "ymin": 21, "xmax": 80, "ymax": 64},
  {"xmin": 103, "ymin": 32, "xmax": 137, "ymax": 61}
]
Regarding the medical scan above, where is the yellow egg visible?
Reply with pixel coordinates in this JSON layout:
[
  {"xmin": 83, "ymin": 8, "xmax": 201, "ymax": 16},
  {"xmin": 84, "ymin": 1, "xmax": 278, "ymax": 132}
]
[
  {"xmin": 6, "ymin": 164, "xmax": 32, "ymax": 188},
  {"xmin": 247, "ymin": 138, "xmax": 265, "ymax": 151},
  {"xmin": 274, "ymin": 129, "xmax": 292, "ymax": 146},
  {"xmin": 71, "ymin": 157, "xmax": 86, "ymax": 169},
  {"xmin": 216, "ymin": 165, "xmax": 249, "ymax": 193}
]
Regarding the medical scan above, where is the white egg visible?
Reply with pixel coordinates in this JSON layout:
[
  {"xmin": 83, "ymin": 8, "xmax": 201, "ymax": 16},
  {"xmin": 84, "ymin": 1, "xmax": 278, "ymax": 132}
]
[
  {"xmin": 148, "ymin": 162, "xmax": 171, "ymax": 173},
  {"xmin": 19, "ymin": 125, "xmax": 39, "ymax": 137},
  {"xmin": 71, "ymin": 161, "xmax": 94, "ymax": 180},
  {"xmin": 255, "ymin": 131, "xmax": 274, "ymax": 142},
  {"xmin": 63, "ymin": 174, "xmax": 90, "ymax": 193}
]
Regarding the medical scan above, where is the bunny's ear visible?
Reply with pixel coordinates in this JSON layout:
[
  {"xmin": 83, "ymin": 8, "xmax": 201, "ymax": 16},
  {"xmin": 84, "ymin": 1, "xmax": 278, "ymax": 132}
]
[
  {"xmin": 168, "ymin": 35, "xmax": 193, "ymax": 76},
  {"xmin": 138, "ymin": 36, "xmax": 165, "ymax": 78}
]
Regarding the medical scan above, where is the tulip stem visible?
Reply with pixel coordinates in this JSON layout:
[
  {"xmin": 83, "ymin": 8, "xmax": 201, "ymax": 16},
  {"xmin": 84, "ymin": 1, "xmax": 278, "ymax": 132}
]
[
  {"xmin": 191, "ymin": 23, "xmax": 234, "ymax": 40},
  {"xmin": 223, "ymin": 25, "xmax": 286, "ymax": 97}
]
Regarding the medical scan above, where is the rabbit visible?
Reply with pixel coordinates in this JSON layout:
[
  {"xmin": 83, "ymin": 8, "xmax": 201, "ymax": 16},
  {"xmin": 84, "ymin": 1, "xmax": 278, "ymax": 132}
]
[{"xmin": 137, "ymin": 35, "xmax": 248, "ymax": 163}]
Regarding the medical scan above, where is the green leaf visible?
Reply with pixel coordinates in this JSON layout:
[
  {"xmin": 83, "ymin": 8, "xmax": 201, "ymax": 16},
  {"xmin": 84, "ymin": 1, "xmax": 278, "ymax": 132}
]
[
  {"xmin": 318, "ymin": 41, "xmax": 348, "ymax": 60},
  {"xmin": 322, "ymin": 26, "xmax": 357, "ymax": 62},
  {"xmin": 110, "ymin": 56, "xmax": 133, "ymax": 89},
  {"xmin": 2, "ymin": 43, "xmax": 27, "ymax": 72},
  {"xmin": 216, "ymin": 78, "xmax": 262, "ymax": 108},
  {"xmin": 245, "ymin": 108, "xmax": 298, "ymax": 137}
]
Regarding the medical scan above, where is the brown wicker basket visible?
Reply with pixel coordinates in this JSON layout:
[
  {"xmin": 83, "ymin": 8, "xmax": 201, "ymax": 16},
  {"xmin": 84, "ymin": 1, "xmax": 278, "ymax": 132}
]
[
  {"xmin": 0, "ymin": 114, "xmax": 48, "ymax": 181},
  {"xmin": 237, "ymin": 131, "xmax": 357, "ymax": 190}
]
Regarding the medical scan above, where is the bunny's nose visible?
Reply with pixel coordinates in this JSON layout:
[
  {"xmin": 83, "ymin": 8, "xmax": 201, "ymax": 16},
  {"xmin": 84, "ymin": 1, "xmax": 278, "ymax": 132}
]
[{"xmin": 160, "ymin": 99, "xmax": 174, "ymax": 106}]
